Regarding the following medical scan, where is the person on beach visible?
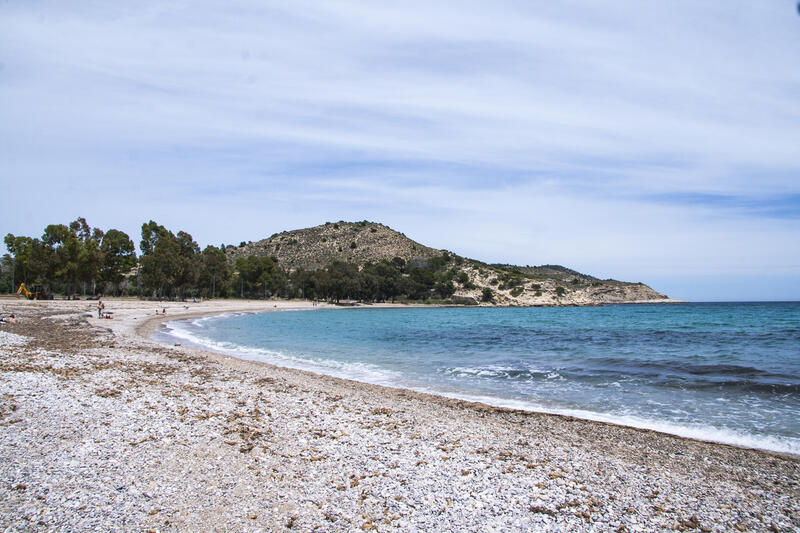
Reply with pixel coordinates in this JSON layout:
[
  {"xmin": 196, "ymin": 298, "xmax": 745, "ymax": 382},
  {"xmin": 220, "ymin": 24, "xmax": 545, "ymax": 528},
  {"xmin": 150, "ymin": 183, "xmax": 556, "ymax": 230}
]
[
  {"xmin": 162, "ymin": 308, "xmax": 167, "ymax": 315},
  {"xmin": 98, "ymin": 300, "xmax": 105, "ymax": 318}
]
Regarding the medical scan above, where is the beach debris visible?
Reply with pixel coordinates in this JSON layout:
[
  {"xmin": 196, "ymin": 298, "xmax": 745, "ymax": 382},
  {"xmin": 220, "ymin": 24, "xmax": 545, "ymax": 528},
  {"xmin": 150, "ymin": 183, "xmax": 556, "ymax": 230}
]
[
  {"xmin": 675, "ymin": 514, "xmax": 707, "ymax": 531},
  {"xmin": 529, "ymin": 505, "xmax": 556, "ymax": 516}
]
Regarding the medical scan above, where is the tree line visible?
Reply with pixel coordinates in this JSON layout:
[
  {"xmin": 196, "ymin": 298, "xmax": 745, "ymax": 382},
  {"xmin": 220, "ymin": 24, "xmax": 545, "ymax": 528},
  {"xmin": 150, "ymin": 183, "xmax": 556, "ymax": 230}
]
[{"xmin": 1, "ymin": 218, "xmax": 471, "ymax": 302}]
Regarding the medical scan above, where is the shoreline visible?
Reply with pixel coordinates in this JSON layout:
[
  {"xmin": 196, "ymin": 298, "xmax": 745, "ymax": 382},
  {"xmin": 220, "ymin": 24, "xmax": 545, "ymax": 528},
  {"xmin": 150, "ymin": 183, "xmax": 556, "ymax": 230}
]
[
  {"xmin": 1, "ymin": 298, "xmax": 798, "ymax": 531},
  {"xmin": 148, "ymin": 302, "xmax": 797, "ymax": 460}
]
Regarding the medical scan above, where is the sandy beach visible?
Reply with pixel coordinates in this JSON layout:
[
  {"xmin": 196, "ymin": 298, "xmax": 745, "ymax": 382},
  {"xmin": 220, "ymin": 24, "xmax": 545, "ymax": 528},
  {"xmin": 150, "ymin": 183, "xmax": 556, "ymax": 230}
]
[{"xmin": 1, "ymin": 298, "xmax": 798, "ymax": 532}]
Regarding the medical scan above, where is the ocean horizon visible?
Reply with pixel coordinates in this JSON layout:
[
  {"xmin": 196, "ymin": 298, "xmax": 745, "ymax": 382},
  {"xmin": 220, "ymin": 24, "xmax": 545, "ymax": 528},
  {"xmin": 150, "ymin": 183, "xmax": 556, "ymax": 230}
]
[{"xmin": 158, "ymin": 302, "xmax": 800, "ymax": 455}]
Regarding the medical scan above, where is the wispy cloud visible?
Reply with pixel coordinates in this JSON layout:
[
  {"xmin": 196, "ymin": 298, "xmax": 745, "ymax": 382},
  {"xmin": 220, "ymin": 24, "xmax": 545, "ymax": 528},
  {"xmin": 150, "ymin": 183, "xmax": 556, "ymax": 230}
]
[{"xmin": 1, "ymin": 0, "xmax": 799, "ymax": 300}]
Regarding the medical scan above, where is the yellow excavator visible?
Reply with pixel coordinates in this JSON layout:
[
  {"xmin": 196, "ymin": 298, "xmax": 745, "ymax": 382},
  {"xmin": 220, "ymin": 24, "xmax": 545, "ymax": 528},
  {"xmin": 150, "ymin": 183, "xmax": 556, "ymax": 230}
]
[{"xmin": 16, "ymin": 283, "xmax": 50, "ymax": 300}]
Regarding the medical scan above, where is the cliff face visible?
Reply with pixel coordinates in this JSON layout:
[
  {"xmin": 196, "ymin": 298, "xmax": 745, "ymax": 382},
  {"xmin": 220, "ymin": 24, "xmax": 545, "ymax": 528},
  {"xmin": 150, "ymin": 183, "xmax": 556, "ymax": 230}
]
[{"xmin": 228, "ymin": 221, "xmax": 675, "ymax": 306}]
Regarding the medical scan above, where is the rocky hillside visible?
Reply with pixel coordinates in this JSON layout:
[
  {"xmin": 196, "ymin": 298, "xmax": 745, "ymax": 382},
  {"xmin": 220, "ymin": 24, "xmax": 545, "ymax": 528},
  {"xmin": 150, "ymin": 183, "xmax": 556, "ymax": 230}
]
[
  {"xmin": 228, "ymin": 221, "xmax": 441, "ymax": 270},
  {"xmin": 228, "ymin": 221, "xmax": 675, "ymax": 306},
  {"xmin": 451, "ymin": 263, "xmax": 671, "ymax": 306}
]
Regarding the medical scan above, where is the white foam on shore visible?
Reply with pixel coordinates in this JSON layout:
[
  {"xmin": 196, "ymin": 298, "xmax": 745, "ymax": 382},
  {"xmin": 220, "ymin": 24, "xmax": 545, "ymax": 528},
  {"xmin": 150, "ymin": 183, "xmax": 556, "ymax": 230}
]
[
  {"xmin": 161, "ymin": 317, "xmax": 402, "ymax": 388},
  {"xmin": 158, "ymin": 316, "xmax": 800, "ymax": 457},
  {"xmin": 415, "ymin": 389, "xmax": 800, "ymax": 456}
]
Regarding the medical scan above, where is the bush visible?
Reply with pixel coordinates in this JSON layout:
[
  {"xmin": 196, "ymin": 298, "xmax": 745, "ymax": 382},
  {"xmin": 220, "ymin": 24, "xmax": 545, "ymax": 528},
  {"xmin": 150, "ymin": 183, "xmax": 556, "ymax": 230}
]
[
  {"xmin": 481, "ymin": 287, "xmax": 494, "ymax": 302},
  {"xmin": 350, "ymin": 242, "xmax": 357, "ymax": 249},
  {"xmin": 510, "ymin": 287, "xmax": 523, "ymax": 298},
  {"xmin": 555, "ymin": 286, "xmax": 566, "ymax": 297}
]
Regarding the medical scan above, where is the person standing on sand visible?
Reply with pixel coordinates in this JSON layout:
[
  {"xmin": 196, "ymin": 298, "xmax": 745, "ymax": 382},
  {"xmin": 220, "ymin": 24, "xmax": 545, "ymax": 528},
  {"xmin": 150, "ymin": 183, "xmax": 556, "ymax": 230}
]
[{"xmin": 98, "ymin": 300, "xmax": 104, "ymax": 318}]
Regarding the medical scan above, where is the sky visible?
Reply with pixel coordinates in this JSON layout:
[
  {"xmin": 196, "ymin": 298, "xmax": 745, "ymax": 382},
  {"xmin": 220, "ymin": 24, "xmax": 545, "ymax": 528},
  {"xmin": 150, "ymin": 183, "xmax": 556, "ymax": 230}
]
[{"xmin": 1, "ymin": 1, "xmax": 799, "ymax": 301}]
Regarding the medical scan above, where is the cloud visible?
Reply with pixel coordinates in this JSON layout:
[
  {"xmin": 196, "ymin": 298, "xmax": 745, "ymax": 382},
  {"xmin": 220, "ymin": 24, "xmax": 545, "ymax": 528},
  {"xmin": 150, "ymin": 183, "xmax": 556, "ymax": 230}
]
[{"xmin": 1, "ymin": 0, "xmax": 799, "ymax": 300}]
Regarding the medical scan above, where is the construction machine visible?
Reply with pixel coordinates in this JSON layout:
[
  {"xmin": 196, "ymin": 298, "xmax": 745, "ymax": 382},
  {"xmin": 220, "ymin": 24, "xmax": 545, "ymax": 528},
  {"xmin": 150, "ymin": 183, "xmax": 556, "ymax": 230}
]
[{"xmin": 16, "ymin": 283, "xmax": 51, "ymax": 300}]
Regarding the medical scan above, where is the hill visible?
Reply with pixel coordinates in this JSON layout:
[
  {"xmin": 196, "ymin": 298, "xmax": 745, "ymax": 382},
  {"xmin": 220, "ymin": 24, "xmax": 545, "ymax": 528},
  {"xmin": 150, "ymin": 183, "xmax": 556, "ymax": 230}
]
[
  {"xmin": 228, "ymin": 221, "xmax": 674, "ymax": 306},
  {"xmin": 228, "ymin": 221, "xmax": 440, "ymax": 271}
]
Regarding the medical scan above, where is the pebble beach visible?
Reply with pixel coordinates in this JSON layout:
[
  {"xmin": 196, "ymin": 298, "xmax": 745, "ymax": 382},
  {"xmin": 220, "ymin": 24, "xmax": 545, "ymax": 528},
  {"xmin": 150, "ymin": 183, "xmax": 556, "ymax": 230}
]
[{"xmin": 1, "ymin": 298, "xmax": 798, "ymax": 532}]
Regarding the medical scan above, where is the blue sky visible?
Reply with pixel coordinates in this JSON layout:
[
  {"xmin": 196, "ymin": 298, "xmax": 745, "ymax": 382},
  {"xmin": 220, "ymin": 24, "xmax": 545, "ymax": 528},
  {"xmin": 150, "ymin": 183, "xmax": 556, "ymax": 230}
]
[{"xmin": 1, "ymin": 1, "xmax": 799, "ymax": 301}]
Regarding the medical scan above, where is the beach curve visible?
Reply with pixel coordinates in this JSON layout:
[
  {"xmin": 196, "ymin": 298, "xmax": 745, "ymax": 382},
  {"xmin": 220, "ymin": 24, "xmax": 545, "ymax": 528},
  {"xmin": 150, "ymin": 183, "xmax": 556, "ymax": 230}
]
[{"xmin": 1, "ymin": 297, "xmax": 798, "ymax": 531}]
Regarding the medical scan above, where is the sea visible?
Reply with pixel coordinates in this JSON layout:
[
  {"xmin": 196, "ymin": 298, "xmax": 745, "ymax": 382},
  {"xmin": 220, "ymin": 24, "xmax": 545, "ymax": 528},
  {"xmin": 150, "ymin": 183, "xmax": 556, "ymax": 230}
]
[{"xmin": 157, "ymin": 302, "xmax": 800, "ymax": 455}]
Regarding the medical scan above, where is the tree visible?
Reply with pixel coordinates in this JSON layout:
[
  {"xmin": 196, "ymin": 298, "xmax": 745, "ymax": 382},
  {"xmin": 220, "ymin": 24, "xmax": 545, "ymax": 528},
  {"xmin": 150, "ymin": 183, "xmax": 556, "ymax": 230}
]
[
  {"xmin": 434, "ymin": 279, "xmax": 456, "ymax": 299},
  {"xmin": 325, "ymin": 261, "xmax": 360, "ymax": 302},
  {"xmin": 235, "ymin": 255, "xmax": 280, "ymax": 298},
  {"xmin": 99, "ymin": 229, "xmax": 137, "ymax": 295},
  {"xmin": 42, "ymin": 224, "xmax": 80, "ymax": 295},
  {"xmin": 139, "ymin": 223, "xmax": 203, "ymax": 300},
  {"xmin": 0, "ymin": 254, "xmax": 13, "ymax": 293},
  {"xmin": 70, "ymin": 218, "xmax": 104, "ymax": 295},
  {"xmin": 175, "ymin": 231, "xmax": 200, "ymax": 298},
  {"xmin": 139, "ymin": 221, "xmax": 180, "ymax": 298},
  {"xmin": 199, "ymin": 245, "xmax": 230, "ymax": 298},
  {"xmin": 4, "ymin": 234, "xmax": 49, "ymax": 288},
  {"xmin": 37, "ymin": 218, "xmax": 104, "ymax": 296}
]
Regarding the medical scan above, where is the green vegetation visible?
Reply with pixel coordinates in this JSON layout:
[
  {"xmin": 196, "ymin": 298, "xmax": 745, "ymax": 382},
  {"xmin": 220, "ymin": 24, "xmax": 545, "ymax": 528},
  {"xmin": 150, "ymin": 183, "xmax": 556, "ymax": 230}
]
[
  {"xmin": 3, "ymin": 218, "xmax": 229, "ymax": 299},
  {"xmin": 1, "ymin": 221, "xmax": 473, "ymax": 304},
  {"xmin": 285, "ymin": 253, "xmax": 460, "ymax": 303},
  {"xmin": 1, "ymin": 219, "xmax": 648, "ymax": 304},
  {"xmin": 3, "ymin": 218, "xmax": 137, "ymax": 297}
]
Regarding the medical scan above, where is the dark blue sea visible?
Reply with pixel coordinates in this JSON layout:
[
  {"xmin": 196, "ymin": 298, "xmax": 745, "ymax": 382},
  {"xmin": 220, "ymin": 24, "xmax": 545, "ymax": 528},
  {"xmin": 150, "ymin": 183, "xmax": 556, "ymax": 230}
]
[{"xmin": 159, "ymin": 303, "xmax": 800, "ymax": 454}]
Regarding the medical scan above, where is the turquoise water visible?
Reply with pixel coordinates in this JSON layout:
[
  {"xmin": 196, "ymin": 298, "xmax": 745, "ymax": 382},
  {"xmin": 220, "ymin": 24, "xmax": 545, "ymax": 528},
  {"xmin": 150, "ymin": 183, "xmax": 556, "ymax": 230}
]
[{"xmin": 160, "ymin": 303, "xmax": 800, "ymax": 454}]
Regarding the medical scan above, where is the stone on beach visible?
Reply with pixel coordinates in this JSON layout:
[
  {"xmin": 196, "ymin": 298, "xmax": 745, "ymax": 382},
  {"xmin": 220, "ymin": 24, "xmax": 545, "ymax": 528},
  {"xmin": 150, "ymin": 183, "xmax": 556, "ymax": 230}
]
[{"xmin": 0, "ymin": 298, "xmax": 798, "ymax": 531}]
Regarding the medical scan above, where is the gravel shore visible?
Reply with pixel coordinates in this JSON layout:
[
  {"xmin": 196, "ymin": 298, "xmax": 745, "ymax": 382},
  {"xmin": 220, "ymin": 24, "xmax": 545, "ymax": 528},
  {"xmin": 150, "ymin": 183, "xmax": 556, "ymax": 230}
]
[{"xmin": 1, "ymin": 298, "xmax": 798, "ymax": 532}]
